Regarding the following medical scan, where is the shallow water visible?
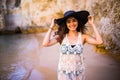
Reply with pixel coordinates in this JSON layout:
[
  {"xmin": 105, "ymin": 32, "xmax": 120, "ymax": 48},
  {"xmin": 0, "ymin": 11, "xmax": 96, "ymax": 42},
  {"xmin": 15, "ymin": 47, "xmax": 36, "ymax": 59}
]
[{"xmin": 0, "ymin": 33, "xmax": 44, "ymax": 80}]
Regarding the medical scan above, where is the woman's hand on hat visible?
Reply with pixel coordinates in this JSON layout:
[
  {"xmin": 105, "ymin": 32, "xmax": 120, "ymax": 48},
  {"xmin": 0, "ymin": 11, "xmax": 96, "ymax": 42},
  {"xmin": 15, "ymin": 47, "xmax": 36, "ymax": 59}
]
[
  {"xmin": 88, "ymin": 15, "xmax": 94, "ymax": 25},
  {"xmin": 50, "ymin": 18, "xmax": 56, "ymax": 29}
]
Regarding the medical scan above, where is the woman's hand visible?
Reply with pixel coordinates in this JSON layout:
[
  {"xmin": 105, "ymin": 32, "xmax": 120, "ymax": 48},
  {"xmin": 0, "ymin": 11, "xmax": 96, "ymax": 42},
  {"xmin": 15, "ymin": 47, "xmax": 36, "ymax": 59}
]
[
  {"xmin": 50, "ymin": 18, "xmax": 56, "ymax": 28},
  {"xmin": 88, "ymin": 15, "xmax": 94, "ymax": 25}
]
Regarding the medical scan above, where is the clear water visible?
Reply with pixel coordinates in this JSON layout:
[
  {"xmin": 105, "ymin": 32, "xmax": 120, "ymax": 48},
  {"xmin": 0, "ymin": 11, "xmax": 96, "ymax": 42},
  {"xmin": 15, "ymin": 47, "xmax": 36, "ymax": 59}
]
[{"xmin": 0, "ymin": 33, "xmax": 43, "ymax": 80}]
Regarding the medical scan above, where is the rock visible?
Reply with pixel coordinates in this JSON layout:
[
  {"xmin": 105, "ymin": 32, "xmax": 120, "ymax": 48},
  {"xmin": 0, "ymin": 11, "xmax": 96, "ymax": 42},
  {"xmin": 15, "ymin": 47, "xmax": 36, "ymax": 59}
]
[
  {"xmin": 93, "ymin": 0, "xmax": 120, "ymax": 54},
  {"xmin": 0, "ymin": 0, "xmax": 120, "ymax": 54}
]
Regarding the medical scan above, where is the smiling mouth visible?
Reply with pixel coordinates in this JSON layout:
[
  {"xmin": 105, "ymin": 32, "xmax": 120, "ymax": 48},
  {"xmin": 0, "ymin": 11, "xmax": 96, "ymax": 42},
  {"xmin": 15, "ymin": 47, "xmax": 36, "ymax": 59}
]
[{"xmin": 70, "ymin": 26, "xmax": 77, "ymax": 28}]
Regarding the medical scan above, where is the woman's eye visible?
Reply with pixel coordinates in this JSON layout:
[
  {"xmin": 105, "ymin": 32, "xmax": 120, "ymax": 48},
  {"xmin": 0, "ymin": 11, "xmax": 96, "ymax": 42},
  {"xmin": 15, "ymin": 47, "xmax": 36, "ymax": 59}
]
[
  {"xmin": 72, "ymin": 19, "xmax": 77, "ymax": 22},
  {"xmin": 67, "ymin": 20, "xmax": 70, "ymax": 23}
]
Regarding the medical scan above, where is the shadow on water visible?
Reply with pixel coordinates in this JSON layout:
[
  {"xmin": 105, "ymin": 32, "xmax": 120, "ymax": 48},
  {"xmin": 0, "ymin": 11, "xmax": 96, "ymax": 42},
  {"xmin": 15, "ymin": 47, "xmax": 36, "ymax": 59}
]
[{"xmin": 0, "ymin": 33, "xmax": 57, "ymax": 80}]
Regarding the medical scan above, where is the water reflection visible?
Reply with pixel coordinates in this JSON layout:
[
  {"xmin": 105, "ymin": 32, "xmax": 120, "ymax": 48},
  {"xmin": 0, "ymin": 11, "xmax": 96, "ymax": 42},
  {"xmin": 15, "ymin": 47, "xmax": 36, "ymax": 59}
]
[{"xmin": 0, "ymin": 34, "xmax": 43, "ymax": 80}]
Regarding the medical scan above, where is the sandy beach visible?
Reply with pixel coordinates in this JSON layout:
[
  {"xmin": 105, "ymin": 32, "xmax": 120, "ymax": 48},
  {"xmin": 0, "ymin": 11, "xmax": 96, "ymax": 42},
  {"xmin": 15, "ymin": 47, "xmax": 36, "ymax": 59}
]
[
  {"xmin": 27, "ymin": 33, "xmax": 120, "ymax": 80},
  {"xmin": 1, "ymin": 33, "xmax": 119, "ymax": 80}
]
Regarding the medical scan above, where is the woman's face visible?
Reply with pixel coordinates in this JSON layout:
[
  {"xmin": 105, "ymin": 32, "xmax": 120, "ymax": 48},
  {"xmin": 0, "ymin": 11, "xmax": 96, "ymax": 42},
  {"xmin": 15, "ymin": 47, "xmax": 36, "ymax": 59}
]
[{"xmin": 66, "ymin": 17, "xmax": 78, "ymax": 31}]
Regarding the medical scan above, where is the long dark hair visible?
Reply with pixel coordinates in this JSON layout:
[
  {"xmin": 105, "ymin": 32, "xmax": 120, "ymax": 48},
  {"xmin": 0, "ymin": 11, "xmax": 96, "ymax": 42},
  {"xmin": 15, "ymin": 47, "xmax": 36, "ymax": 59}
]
[{"xmin": 55, "ymin": 16, "xmax": 87, "ymax": 44}]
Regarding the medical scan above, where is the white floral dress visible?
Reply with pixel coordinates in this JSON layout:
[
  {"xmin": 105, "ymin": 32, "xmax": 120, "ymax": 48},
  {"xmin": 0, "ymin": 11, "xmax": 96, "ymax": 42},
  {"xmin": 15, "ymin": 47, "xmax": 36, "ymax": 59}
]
[{"xmin": 58, "ymin": 32, "xmax": 85, "ymax": 80}]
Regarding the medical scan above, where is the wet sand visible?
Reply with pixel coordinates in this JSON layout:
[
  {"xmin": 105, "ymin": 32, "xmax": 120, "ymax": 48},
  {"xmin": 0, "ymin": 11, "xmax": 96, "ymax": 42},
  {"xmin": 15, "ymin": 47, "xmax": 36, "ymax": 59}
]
[
  {"xmin": 0, "ymin": 33, "xmax": 119, "ymax": 80},
  {"xmin": 27, "ymin": 33, "xmax": 120, "ymax": 80}
]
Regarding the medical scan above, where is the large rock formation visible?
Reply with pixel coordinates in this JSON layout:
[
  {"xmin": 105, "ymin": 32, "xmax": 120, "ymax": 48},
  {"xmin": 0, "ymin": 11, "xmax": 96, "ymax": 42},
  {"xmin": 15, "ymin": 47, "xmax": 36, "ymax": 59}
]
[
  {"xmin": 0, "ymin": 0, "xmax": 93, "ymax": 30},
  {"xmin": 93, "ymin": 0, "xmax": 120, "ymax": 54},
  {"xmin": 0, "ymin": 0, "xmax": 120, "ymax": 54},
  {"xmin": 0, "ymin": 0, "xmax": 22, "ymax": 30}
]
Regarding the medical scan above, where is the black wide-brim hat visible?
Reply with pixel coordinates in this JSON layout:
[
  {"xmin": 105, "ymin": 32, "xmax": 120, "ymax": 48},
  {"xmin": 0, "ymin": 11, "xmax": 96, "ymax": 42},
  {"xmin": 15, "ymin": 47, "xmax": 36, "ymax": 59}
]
[{"xmin": 56, "ymin": 10, "xmax": 90, "ymax": 26}]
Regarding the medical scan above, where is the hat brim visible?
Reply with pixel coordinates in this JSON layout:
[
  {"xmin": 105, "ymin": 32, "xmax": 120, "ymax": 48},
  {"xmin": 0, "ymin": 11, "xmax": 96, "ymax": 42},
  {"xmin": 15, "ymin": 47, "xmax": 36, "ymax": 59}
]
[{"xmin": 56, "ymin": 10, "xmax": 90, "ymax": 26}]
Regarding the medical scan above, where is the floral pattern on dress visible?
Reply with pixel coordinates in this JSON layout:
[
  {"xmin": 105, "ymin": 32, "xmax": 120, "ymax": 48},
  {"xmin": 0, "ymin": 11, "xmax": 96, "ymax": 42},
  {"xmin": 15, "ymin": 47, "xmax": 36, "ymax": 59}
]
[
  {"xmin": 58, "ymin": 32, "xmax": 85, "ymax": 80},
  {"xmin": 60, "ymin": 44, "xmax": 83, "ymax": 54}
]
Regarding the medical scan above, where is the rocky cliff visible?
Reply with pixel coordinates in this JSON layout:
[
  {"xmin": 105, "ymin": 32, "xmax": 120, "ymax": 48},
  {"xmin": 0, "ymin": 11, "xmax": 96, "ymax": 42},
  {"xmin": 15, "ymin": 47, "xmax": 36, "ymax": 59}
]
[
  {"xmin": 0, "ymin": 0, "xmax": 94, "ymax": 30},
  {"xmin": 93, "ymin": 0, "xmax": 120, "ymax": 54},
  {"xmin": 0, "ymin": 0, "xmax": 120, "ymax": 54}
]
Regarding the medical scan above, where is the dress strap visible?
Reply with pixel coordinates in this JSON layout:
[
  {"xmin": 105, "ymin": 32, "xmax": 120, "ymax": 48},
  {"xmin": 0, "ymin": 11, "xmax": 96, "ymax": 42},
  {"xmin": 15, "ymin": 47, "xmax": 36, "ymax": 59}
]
[
  {"xmin": 77, "ymin": 32, "xmax": 83, "ymax": 45},
  {"xmin": 61, "ymin": 35, "xmax": 68, "ymax": 45},
  {"xmin": 61, "ymin": 32, "xmax": 83, "ymax": 45}
]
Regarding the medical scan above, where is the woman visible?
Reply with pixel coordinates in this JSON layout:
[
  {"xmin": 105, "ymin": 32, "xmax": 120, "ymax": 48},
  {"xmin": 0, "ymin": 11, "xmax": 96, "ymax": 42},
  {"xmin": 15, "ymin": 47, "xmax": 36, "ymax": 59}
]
[{"xmin": 42, "ymin": 10, "xmax": 103, "ymax": 80}]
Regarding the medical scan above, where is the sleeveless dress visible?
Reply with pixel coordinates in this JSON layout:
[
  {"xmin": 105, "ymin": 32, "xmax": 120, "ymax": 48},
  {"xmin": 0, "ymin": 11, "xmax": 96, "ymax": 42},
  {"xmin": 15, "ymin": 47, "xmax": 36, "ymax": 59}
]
[{"xmin": 58, "ymin": 32, "xmax": 85, "ymax": 80}]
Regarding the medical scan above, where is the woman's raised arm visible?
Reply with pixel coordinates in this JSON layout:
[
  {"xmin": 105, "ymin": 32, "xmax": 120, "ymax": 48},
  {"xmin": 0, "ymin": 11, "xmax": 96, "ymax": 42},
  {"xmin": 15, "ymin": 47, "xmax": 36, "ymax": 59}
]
[
  {"xmin": 85, "ymin": 16, "xmax": 103, "ymax": 45},
  {"xmin": 42, "ymin": 19, "xmax": 58, "ymax": 47}
]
